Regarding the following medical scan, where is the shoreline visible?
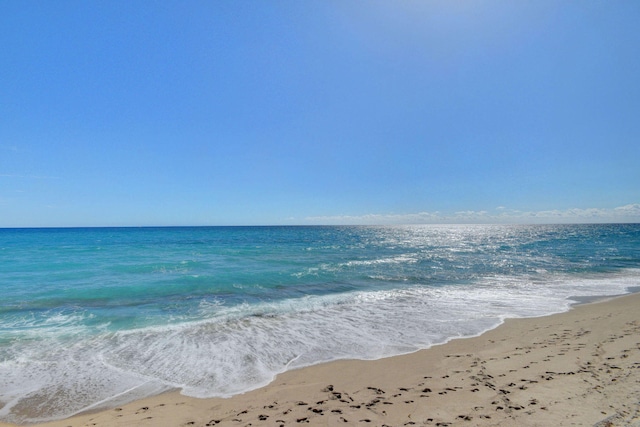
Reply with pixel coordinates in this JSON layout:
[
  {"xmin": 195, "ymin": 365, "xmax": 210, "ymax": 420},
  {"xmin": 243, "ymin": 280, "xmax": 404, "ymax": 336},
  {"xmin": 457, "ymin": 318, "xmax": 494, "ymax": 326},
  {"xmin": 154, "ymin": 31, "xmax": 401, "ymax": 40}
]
[{"xmin": 3, "ymin": 292, "xmax": 640, "ymax": 427}]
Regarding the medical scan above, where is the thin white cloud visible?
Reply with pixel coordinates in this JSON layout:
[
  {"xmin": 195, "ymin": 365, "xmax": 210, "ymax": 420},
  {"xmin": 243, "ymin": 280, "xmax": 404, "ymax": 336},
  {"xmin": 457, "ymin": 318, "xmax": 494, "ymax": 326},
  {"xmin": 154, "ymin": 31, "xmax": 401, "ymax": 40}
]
[
  {"xmin": 305, "ymin": 204, "xmax": 640, "ymax": 225},
  {"xmin": 614, "ymin": 204, "xmax": 640, "ymax": 215}
]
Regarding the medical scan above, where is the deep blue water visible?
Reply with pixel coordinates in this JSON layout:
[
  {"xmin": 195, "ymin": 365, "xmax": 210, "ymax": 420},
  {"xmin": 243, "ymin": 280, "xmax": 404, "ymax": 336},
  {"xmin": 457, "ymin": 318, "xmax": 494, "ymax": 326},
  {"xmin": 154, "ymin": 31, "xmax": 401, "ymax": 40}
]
[{"xmin": 1, "ymin": 224, "xmax": 639, "ymax": 423}]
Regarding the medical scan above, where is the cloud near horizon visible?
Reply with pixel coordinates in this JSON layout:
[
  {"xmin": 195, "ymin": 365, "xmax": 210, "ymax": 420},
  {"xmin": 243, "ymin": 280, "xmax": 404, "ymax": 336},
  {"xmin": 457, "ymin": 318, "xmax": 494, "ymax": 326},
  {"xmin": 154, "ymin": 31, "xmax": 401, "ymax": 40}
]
[{"xmin": 305, "ymin": 204, "xmax": 640, "ymax": 225}]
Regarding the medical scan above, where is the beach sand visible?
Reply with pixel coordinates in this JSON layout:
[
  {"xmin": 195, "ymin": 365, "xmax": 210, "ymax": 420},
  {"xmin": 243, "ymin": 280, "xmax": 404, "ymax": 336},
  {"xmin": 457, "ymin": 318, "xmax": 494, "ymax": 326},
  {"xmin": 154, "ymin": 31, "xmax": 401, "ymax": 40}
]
[{"xmin": 3, "ymin": 293, "xmax": 639, "ymax": 427}]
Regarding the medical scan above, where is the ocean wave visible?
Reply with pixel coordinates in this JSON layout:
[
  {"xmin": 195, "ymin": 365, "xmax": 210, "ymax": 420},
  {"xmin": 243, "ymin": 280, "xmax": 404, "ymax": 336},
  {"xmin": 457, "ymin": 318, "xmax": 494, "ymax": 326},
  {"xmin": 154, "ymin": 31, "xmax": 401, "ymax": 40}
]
[{"xmin": 2, "ymin": 268, "xmax": 638, "ymax": 423}]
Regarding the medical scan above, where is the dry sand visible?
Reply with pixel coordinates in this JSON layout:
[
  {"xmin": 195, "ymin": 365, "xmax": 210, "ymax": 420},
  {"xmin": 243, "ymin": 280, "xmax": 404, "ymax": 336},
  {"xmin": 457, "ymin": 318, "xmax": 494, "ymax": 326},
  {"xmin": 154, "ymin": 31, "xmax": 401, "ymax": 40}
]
[{"xmin": 3, "ymin": 292, "xmax": 639, "ymax": 427}]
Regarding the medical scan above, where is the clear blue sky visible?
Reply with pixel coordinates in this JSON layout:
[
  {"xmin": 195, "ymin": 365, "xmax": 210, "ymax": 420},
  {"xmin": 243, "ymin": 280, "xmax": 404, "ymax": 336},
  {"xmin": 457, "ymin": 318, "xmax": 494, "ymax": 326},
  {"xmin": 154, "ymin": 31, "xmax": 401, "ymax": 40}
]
[{"xmin": 1, "ymin": 1, "xmax": 639, "ymax": 226}]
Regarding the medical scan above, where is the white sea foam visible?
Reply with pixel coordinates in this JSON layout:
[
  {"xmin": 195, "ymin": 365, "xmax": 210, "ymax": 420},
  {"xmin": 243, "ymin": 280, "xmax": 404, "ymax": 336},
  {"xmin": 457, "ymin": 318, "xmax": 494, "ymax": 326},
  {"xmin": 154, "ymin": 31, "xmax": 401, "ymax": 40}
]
[{"xmin": 1, "ymin": 269, "xmax": 638, "ymax": 423}]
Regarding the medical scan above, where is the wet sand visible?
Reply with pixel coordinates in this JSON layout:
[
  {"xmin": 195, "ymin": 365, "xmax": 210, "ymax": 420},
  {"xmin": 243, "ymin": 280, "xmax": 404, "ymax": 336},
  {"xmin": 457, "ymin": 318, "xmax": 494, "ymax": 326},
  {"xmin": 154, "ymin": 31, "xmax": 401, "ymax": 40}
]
[{"xmin": 3, "ymin": 292, "xmax": 640, "ymax": 427}]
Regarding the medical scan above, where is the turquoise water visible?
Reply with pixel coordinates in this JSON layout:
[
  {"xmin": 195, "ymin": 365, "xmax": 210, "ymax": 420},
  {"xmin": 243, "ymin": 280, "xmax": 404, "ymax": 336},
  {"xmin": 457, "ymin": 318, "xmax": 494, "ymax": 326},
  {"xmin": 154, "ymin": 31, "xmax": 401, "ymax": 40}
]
[{"xmin": 1, "ymin": 224, "xmax": 639, "ymax": 423}]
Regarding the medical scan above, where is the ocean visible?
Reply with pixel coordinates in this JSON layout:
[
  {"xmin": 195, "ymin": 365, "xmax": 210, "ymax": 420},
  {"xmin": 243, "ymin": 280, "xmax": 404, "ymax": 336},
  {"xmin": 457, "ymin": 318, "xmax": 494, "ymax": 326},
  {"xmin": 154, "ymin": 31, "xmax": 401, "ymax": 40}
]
[{"xmin": 1, "ymin": 224, "xmax": 639, "ymax": 423}]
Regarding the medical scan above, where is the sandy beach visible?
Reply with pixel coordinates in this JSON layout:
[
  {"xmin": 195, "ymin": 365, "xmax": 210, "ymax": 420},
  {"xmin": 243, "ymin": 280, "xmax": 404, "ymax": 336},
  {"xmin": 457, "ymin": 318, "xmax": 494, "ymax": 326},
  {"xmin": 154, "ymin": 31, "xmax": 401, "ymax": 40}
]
[{"xmin": 3, "ymin": 292, "xmax": 639, "ymax": 427}]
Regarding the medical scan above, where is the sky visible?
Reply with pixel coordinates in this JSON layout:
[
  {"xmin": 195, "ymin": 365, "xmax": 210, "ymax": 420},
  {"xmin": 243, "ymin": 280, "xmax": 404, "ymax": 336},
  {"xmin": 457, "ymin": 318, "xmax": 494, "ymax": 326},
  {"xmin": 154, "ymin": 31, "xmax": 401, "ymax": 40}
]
[{"xmin": 1, "ymin": 1, "xmax": 639, "ymax": 227}]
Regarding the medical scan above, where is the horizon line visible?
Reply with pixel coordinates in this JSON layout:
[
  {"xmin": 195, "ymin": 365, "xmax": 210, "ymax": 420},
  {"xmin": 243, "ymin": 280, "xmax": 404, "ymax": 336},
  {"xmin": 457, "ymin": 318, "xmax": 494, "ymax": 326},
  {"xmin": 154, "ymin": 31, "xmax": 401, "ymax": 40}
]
[{"xmin": 1, "ymin": 222, "xmax": 639, "ymax": 230}]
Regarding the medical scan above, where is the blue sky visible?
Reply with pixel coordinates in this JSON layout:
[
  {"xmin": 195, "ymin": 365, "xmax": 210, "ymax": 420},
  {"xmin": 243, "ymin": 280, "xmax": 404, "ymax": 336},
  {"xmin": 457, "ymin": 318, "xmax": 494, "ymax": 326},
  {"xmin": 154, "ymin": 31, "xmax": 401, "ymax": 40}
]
[{"xmin": 1, "ymin": 1, "xmax": 639, "ymax": 226}]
